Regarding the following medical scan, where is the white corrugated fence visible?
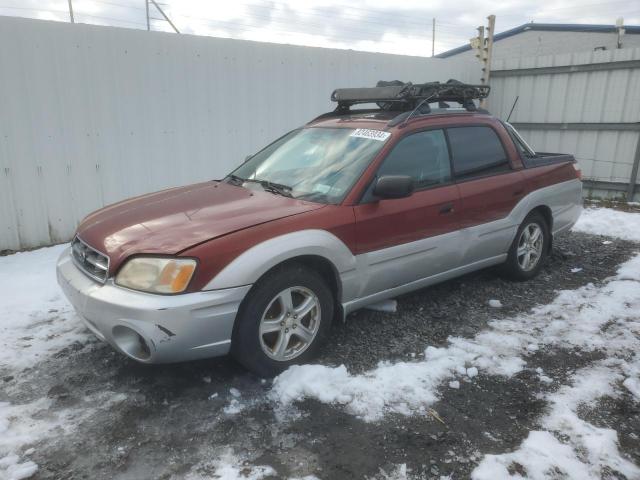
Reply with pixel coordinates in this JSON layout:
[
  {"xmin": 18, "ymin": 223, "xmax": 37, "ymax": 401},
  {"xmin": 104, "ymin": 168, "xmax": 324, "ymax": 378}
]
[
  {"xmin": 487, "ymin": 47, "xmax": 640, "ymax": 202},
  {"xmin": 0, "ymin": 16, "xmax": 476, "ymax": 251}
]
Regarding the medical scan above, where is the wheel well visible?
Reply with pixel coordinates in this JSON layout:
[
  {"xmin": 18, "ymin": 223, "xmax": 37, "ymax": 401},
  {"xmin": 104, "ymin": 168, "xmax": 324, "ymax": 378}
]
[
  {"xmin": 259, "ymin": 255, "xmax": 343, "ymax": 316},
  {"xmin": 529, "ymin": 205, "xmax": 553, "ymax": 251},
  {"xmin": 530, "ymin": 205, "xmax": 553, "ymax": 231}
]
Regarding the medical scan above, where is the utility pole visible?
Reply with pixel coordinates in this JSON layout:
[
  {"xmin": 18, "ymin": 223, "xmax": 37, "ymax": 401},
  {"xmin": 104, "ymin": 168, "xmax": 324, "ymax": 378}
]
[
  {"xmin": 68, "ymin": 0, "xmax": 74, "ymax": 23},
  {"xmin": 470, "ymin": 15, "xmax": 495, "ymax": 108},
  {"xmin": 145, "ymin": 0, "xmax": 150, "ymax": 31},
  {"xmin": 432, "ymin": 18, "xmax": 435, "ymax": 57},
  {"xmin": 149, "ymin": 0, "xmax": 180, "ymax": 34},
  {"xmin": 616, "ymin": 17, "xmax": 625, "ymax": 49}
]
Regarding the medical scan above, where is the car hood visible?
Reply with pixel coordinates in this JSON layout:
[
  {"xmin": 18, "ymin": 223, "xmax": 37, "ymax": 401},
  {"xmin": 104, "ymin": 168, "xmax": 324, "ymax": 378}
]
[{"xmin": 77, "ymin": 181, "xmax": 324, "ymax": 273}]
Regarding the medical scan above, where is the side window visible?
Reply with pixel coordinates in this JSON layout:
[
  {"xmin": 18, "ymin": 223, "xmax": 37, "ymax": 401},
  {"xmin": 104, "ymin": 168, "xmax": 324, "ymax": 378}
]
[
  {"xmin": 447, "ymin": 126, "xmax": 511, "ymax": 179},
  {"xmin": 504, "ymin": 123, "xmax": 536, "ymax": 158},
  {"xmin": 377, "ymin": 130, "xmax": 451, "ymax": 189}
]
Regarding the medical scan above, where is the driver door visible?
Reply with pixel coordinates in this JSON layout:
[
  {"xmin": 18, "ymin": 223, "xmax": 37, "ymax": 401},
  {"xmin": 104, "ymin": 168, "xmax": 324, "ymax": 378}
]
[{"xmin": 353, "ymin": 129, "xmax": 462, "ymax": 298}]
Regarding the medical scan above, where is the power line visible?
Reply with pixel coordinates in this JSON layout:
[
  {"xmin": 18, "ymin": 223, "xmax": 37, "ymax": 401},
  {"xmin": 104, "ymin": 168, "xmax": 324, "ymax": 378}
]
[
  {"xmin": 0, "ymin": 0, "xmax": 469, "ymax": 42},
  {"xmin": 0, "ymin": 1, "xmax": 467, "ymax": 52}
]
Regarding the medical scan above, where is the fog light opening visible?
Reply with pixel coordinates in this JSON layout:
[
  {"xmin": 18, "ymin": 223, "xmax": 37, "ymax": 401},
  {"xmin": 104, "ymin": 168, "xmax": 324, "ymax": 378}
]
[{"xmin": 112, "ymin": 325, "xmax": 152, "ymax": 361}]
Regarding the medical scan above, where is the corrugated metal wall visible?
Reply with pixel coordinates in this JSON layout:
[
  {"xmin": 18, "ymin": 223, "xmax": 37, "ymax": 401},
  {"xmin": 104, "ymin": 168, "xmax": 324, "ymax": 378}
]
[
  {"xmin": 0, "ymin": 16, "xmax": 476, "ymax": 251},
  {"xmin": 487, "ymin": 47, "xmax": 640, "ymax": 201}
]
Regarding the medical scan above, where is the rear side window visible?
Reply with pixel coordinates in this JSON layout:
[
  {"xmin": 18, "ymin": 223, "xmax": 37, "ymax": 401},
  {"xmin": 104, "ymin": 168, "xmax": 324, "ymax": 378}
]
[
  {"xmin": 377, "ymin": 129, "xmax": 451, "ymax": 189},
  {"xmin": 447, "ymin": 126, "xmax": 510, "ymax": 179}
]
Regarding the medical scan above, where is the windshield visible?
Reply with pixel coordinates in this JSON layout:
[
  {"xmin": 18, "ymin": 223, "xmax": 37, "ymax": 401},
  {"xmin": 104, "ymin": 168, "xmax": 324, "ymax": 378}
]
[{"xmin": 227, "ymin": 127, "xmax": 390, "ymax": 203}]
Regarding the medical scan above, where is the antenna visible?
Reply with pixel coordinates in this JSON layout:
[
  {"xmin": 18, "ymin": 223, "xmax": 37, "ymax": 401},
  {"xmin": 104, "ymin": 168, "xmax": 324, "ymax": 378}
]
[
  {"xmin": 400, "ymin": 95, "xmax": 435, "ymax": 127},
  {"xmin": 506, "ymin": 95, "xmax": 519, "ymax": 122}
]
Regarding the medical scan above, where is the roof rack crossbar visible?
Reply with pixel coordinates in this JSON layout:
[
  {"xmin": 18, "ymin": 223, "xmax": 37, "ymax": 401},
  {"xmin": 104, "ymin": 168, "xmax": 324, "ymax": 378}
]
[{"xmin": 331, "ymin": 80, "xmax": 490, "ymax": 113}]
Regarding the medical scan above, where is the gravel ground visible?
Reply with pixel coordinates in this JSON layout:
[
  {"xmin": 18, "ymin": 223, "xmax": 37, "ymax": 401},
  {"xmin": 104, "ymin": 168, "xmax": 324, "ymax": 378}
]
[{"xmin": 2, "ymin": 231, "xmax": 639, "ymax": 479}]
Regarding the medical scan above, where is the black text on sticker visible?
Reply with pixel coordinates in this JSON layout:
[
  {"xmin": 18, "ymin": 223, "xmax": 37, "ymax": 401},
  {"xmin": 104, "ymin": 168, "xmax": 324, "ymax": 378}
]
[{"xmin": 350, "ymin": 129, "xmax": 391, "ymax": 141}]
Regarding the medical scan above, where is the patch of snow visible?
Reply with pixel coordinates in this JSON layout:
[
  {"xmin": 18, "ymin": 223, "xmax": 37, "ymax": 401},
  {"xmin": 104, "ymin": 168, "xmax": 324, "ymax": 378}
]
[
  {"xmin": 365, "ymin": 299, "xmax": 398, "ymax": 313},
  {"xmin": 0, "ymin": 245, "xmax": 89, "ymax": 373},
  {"xmin": 623, "ymin": 377, "xmax": 640, "ymax": 399},
  {"xmin": 182, "ymin": 451, "xmax": 276, "ymax": 480},
  {"xmin": 602, "ymin": 240, "xmax": 613, "ymax": 245},
  {"xmin": 448, "ymin": 381, "xmax": 460, "ymax": 389},
  {"xmin": 572, "ymin": 207, "xmax": 640, "ymax": 242},
  {"xmin": 0, "ymin": 392, "xmax": 127, "ymax": 480},
  {"xmin": 0, "ymin": 454, "xmax": 37, "ymax": 480},
  {"xmin": 539, "ymin": 375, "xmax": 552, "ymax": 384},
  {"xmin": 223, "ymin": 399, "xmax": 245, "ymax": 415},
  {"xmin": 488, "ymin": 299, "xmax": 502, "ymax": 308},
  {"xmin": 369, "ymin": 463, "xmax": 409, "ymax": 480},
  {"xmin": 472, "ymin": 364, "xmax": 640, "ymax": 479},
  {"xmin": 466, "ymin": 367, "xmax": 478, "ymax": 378},
  {"xmin": 229, "ymin": 388, "xmax": 241, "ymax": 398},
  {"xmin": 570, "ymin": 267, "xmax": 582, "ymax": 273}
]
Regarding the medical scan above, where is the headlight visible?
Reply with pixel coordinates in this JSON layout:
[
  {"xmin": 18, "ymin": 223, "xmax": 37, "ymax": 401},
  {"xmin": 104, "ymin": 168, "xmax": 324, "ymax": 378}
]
[{"xmin": 115, "ymin": 257, "xmax": 197, "ymax": 294}]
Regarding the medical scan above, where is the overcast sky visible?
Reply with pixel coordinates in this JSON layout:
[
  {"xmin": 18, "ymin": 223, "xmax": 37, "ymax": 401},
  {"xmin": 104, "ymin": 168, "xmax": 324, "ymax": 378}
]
[{"xmin": 1, "ymin": 0, "xmax": 639, "ymax": 56}]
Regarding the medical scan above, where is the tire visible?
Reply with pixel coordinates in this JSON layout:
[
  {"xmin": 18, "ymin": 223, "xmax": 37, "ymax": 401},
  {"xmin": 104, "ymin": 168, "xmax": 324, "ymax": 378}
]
[
  {"xmin": 502, "ymin": 212, "xmax": 550, "ymax": 281},
  {"xmin": 231, "ymin": 263, "xmax": 334, "ymax": 377}
]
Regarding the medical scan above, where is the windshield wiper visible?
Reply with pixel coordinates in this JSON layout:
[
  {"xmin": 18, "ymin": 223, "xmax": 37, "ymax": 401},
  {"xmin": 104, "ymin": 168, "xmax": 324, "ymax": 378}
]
[
  {"xmin": 229, "ymin": 176, "xmax": 293, "ymax": 197},
  {"xmin": 226, "ymin": 174, "xmax": 245, "ymax": 185},
  {"xmin": 253, "ymin": 179, "xmax": 293, "ymax": 198}
]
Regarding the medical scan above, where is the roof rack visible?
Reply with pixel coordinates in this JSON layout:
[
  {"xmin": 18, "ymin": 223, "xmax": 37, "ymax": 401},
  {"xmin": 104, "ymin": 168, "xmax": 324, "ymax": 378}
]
[{"xmin": 330, "ymin": 80, "xmax": 490, "ymax": 114}]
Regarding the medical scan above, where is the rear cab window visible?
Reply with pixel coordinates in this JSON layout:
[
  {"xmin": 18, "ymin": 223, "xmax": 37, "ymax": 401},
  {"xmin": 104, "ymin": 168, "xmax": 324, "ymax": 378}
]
[
  {"xmin": 503, "ymin": 122, "xmax": 537, "ymax": 159},
  {"xmin": 447, "ymin": 126, "xmax": 511, "ymax": 180}
]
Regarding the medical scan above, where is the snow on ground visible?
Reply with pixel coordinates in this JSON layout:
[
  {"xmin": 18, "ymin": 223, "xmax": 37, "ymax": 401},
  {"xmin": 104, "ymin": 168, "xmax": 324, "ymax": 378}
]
[
  {"xmin": 181, "ymin": 451, "xmax": 276, "ymax": 480},
  {"xmin": 272, "ymin": 208, "xmax": 640, "ymax": 476},
  {"xmin": 572, "ymin": 207, "xmax": 640, "ymax": 242},
  {"xmin": 472, "ymin": 362, "xmax": 640, "ymax": 480},
  {"xmin": 180, "ymin": 450, "xmax": 323, "ymax": 480},
  {"xmin": 0, "ymin": 244, "xmax": 94, "ymax": 479},
  {"xmin": 0, "ymin": 392, "xmax": 127, "ymax": 480},
  {"xmin": 0, "ymin": 244, "xmax": 89, "ymax": 373},
  {"xmin": 272, "ymin": 253, "xmax": 640, "ymax": 422}
]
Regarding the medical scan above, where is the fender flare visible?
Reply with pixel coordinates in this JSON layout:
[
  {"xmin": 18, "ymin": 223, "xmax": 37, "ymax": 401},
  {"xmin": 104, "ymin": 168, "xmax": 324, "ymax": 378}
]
[{"xmin": 203, "ymin": 229, "xmax": 357, "ymax": 291}]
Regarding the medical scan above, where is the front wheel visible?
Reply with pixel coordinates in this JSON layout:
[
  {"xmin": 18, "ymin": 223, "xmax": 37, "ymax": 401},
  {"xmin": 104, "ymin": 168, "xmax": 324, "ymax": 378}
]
[
  {"xmin": 502, "ymin": 212, "xmax": 550, "ymax": 281},
  {"xmin": 231, "ymin": 264, "xmax": 334, "ymax": 377}
]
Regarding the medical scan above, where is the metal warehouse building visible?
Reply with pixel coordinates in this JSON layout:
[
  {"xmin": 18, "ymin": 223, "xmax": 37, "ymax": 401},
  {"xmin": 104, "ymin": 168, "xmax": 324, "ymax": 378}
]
[
  {"xmin": 438, "ymin": 23, "xmax": 640, "ymax": 60},
  {"xmin": 440, "ymin": 23, "xmax": 640, "ymax": 203}
]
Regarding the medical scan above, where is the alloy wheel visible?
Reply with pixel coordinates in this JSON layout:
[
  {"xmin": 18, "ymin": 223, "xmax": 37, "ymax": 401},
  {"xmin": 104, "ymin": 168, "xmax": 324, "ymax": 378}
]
[
  {"xmin": 517, "ymin": 223, "xmax": 544, "ymax": 271},
  {"xmin": 258, "ymin": 286, "xmax": 321, "ymax": 361}
]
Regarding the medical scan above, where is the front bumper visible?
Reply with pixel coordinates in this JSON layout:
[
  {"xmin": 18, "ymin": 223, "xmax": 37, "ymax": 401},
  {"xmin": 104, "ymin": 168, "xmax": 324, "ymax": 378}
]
[{"xmin": 56, "ymin": 247, "xmax": 251, "ymax": 363}]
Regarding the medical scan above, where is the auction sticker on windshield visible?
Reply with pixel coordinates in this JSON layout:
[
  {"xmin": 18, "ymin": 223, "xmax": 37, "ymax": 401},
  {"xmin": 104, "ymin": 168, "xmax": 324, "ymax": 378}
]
[{"xmin": 350, "ymin": 129, "xmax": 391, "ymax": 142}]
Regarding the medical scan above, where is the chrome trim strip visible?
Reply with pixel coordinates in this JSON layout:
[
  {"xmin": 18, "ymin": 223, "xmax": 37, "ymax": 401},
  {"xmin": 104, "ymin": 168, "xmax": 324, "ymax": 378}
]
[{"xmin": 191, "ymin": 339, "xmax": 232, "ymax": 350}]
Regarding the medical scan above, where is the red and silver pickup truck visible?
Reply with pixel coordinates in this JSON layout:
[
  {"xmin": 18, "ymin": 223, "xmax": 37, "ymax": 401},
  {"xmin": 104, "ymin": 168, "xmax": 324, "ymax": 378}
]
[{"xmin": 57, "ymin": 82, "xmax": 582, "ymax": 376}]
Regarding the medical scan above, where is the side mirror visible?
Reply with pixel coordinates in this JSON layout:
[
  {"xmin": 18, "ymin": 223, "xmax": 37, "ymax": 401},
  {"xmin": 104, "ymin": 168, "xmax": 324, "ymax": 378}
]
[{"xmin": 373, "ymin": 175, "xmax": 414, "ymax": 199}]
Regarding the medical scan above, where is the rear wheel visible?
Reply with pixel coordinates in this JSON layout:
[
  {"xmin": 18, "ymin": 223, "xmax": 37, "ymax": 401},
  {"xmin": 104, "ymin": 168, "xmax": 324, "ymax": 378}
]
[
  {"xmin": 502, "ymin": 212, "xmax": 549, "ymax": 281},
  {"xmin": 231, "ymin": 264, "xmax": 334, "ymax": 377}
]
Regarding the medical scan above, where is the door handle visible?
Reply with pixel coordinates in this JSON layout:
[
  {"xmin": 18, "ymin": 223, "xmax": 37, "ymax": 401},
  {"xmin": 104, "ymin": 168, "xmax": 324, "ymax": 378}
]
[{"xmin": 439, "ymin": 203, "xmax": 454, "ymax": 214}]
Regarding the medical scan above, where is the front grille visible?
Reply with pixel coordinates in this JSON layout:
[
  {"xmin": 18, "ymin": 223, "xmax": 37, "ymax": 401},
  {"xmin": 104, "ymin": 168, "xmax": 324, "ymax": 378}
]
[{"xmin": 71, "ymin": 236, "xmax": 110, "ymax": 283}]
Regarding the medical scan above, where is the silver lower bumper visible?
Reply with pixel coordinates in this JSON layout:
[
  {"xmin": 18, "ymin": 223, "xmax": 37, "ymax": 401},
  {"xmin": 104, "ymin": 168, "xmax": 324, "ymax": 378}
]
[{"xmin": 56, "ymin": 248, "xmax": 251, "ymax": 363}]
